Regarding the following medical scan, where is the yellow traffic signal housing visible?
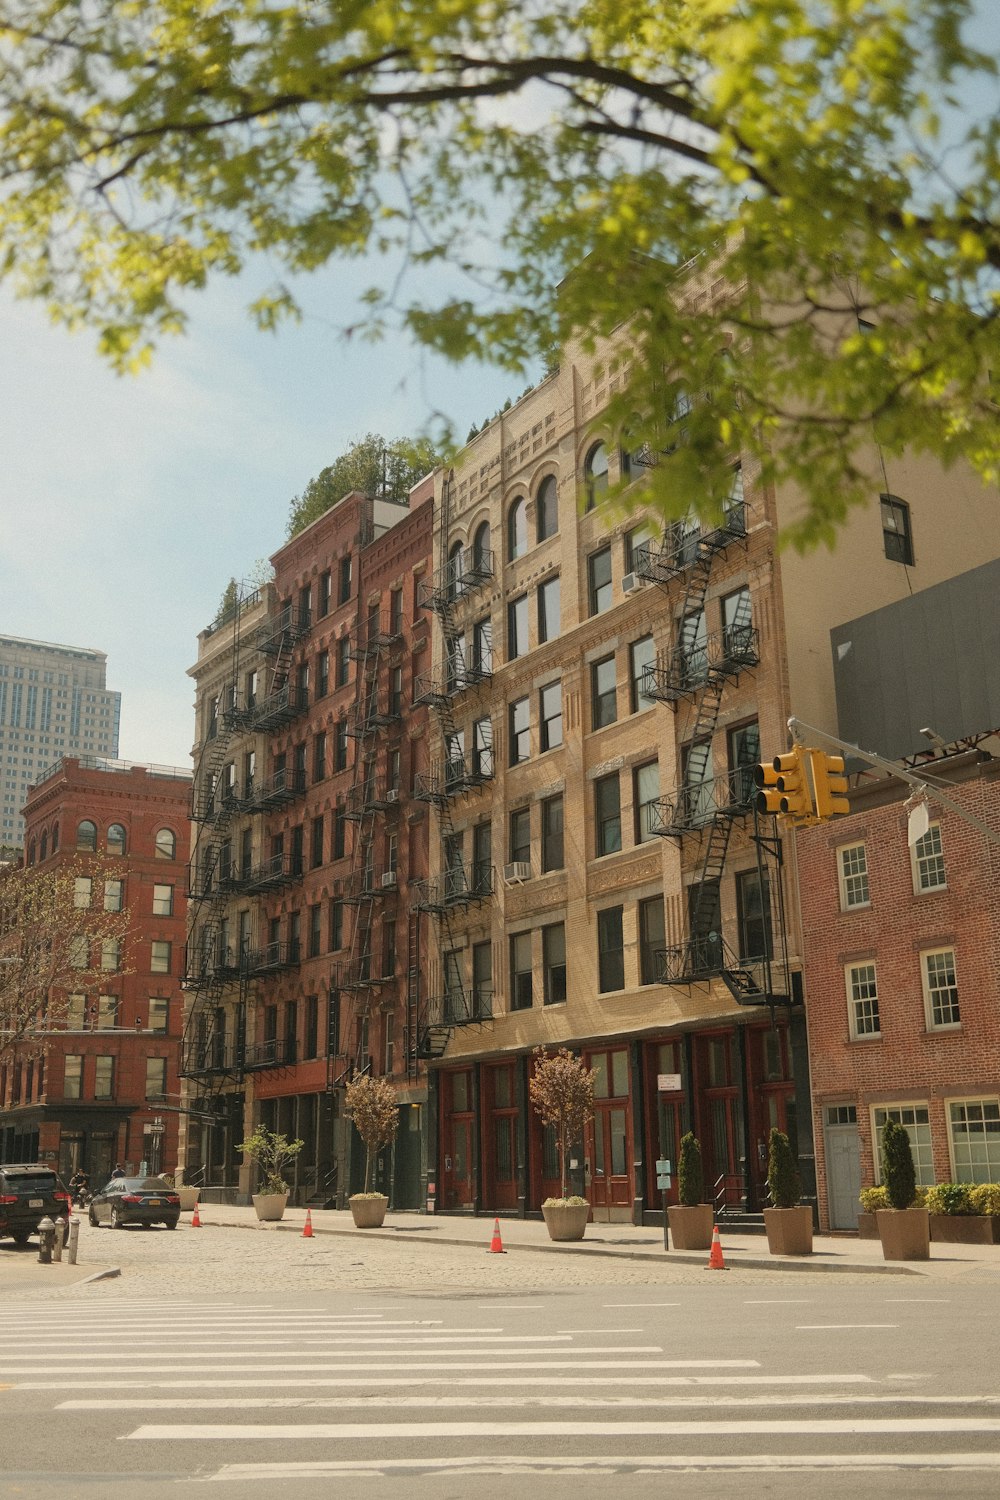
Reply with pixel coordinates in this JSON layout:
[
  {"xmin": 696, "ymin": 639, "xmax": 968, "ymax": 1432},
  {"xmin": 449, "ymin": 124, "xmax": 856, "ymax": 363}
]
[
  {"xmin": 753, "ymin": 755, "xmax": 785, "ymax": 816},
  {"xmin": 811, "ymin": 751, "xmax": 850, "ymax": 819},
  {"xmin": 754, "ymin": 748, "xmax": 816, "ymax": 824}
]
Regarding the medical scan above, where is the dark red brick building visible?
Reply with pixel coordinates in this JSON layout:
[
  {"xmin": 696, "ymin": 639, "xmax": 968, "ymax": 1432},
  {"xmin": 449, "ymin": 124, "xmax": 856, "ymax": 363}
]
[
  {"xmin": 797, "ymin": 753, "xmax": 1000, "ymax": 1231},
  {"xmin": 0, "ymin": 757, "xmax": 191, "ymax": 1183}
]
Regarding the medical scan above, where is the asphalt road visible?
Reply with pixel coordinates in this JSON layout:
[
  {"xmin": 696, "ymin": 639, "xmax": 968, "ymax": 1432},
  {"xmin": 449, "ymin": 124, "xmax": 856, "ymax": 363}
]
[{"xmin": 4, "ymin": 1223, "xmax": 1000, "ymax": 1499}]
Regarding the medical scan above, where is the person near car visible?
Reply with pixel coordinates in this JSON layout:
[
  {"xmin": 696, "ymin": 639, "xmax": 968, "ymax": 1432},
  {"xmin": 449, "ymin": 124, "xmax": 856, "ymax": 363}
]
[{"xmin": 111, "ymin": 1163, "xmax": 125, "ymax": 1178}]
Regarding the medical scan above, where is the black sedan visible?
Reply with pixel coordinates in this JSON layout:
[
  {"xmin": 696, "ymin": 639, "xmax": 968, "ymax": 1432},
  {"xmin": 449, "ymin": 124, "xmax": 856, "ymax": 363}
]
[{"xmin": 88, "ymin": 1176, "xmax": 180, "ymax": 1230}]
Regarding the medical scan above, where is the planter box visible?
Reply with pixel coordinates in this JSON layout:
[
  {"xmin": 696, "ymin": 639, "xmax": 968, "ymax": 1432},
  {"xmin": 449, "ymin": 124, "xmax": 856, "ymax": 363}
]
[
  {"xmin": 350, "ymin": 1194, "xmax": 388, "ymax": 1229},
  {"xmin": 764, "ymin": 1204, "xmax": 814, "ymax": 1256},
  {"xmin": 876, "ymin": 1206, "xmax": 930, "ymax": 1261},
  {"xmin": 252, "ymin": 1192, "xmax": 288, "ymax": 1223},
  {"xmin": 929, "ymin": 1213, "xmax": 1000, "ymax": 1244},
  {"xmin": 175, "ymin": 1187, "xmax": 200, "ymax": 1213},
  {"xmin": 667, "ymin": 1203, "xmax": 715, "ymax": 1251},
  {"xmin": 541, "ymin": 1201, "xmax": 589, "ymax": 1242},
  {"xmin": 857, "ymin": 1212, "xmax": 879, "ymax": 1239}
]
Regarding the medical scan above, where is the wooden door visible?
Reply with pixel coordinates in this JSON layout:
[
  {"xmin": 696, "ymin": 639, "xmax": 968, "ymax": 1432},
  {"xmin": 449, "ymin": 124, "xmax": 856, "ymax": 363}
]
[{"xmin": 586, "ymin": 1047, "xmax": 632, "ymax": 1222}]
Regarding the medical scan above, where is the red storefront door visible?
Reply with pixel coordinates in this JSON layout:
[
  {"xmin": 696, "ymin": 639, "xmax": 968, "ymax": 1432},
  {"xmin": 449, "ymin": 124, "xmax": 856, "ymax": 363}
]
[
  {"xmin": 484, "ymin": 1063, "xmax": 518, "ymax": 1211},
  {"xmin": 586, "ymin": 1047, "xmax": 632, "ymax": 1222},
  {"xmin": 441, "ymin": 1070, "xmax": 475, "ymax": 1210}
]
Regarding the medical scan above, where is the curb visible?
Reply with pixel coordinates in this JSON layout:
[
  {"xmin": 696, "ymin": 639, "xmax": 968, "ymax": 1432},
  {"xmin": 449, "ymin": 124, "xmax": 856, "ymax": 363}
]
[{"xmin": 79, "ymin": 1266, "xmax": 121, "ymax": 1283}]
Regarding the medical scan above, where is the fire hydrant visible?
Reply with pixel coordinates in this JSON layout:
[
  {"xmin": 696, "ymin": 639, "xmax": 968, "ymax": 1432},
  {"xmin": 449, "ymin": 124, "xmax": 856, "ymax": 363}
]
[{"xmin": 37, "ymin": 1215, "xmax": 56, "ymax": 1265}]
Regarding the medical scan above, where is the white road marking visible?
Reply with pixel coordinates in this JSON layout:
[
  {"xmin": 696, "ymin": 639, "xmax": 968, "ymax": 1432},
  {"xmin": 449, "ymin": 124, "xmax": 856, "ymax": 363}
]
[
  {"xmin": 21, "ymin": 1374, "xmax": 868, "ymax": 1392},
  {"xmin": 66, "ymin": 1391, "xmax": 989, "ymax": 1411},
  {"xmin": 0, "ymin": 1335, "xmax": 593, "ymax": 1361},
  {"xmin": 885, "ymin": 1299, "xmax": 951, "ymax": 1304},
  {"xmin": 603, "ymin": 1302, "xmax": 680, "ymax": 1308},
  {"xmin": 10, "ymin": 1359, "xmax": 760, "ymax": 1384},
  {"xmin": 124, "ymin": 1417, "xmax": 1000, "ymax": 1440},
  {"xmin": 797, "ymin": 1324, "xmax": 898, "ymax": 1331},
  {"xmin": 743, "ymin": 1300, "xmax": 813, "ymax": 1305},
  {"xmin": 555, "ymin": 1329, "xmax": 641, "ymax": 1335}
]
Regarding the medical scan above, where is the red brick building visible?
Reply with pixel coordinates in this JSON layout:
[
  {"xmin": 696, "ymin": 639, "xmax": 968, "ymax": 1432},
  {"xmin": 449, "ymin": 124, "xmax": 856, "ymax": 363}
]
[
  {"xmin": 797, "ymin": 753, "xmax": 1000, "ymax": 1231},
  {"xmin": 0, "ymin": 757, "xmax": 191, "ymax": 1183}
]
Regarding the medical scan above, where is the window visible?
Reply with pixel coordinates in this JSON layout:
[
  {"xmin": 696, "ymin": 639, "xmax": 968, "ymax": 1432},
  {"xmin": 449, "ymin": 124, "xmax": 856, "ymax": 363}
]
[
  {"xmin": 155, "ymin": 828, "xmax": 175, "ymax": 860},
  {"xmin": 949, "ymin": 1100, "xmax": 1000, "ymax": 1183},
  {"xmin": 304, "ymin": 995, "xmax": 319, "ymax": 1060},
  {"xmin": 151, "ymin": 940, "xmax": 172, "ymax": 975},
  {"xmin": 629, "ymin": 636, "xmax": 656, "ymax": 712},
  {"xmin": 881, "ymin": 494, "xmax": 913, "ymax": 565},
  {"xmin": 383, "ymin": 1010, "xmax": 394, "ymax": 1075},
  {"xmin": 77, "ymin": 819, "xmax": 97, "ymax": 852},
  {"xmin": 296, "ymin": 661, "xmax": 309, "ymax": 709},
  {"xmin": 148, "ymin": 997, "xmax": 169, "ymax": 1034},
  {"xmin": 537, "ymin": 575, "xmax": 560, "ymax": 643},
  {"xmin": 913, "ymin": 823, "xmax": 946, "ymax": 892},
  {"xmin": 633, "ymin": 762, "xmax": 660, "ymax": 843},
  {"xmin": 65, "ymin": 993, "xmax": 85, "ymax": 1030},
  {"xmin": 595, "ymin": 773, "xmax": 622, "ymax": 856},
  {"xmin": 152, "ymin": 883, "xmax": 173, "ymax": 917},
  {"xmin": 145, "ymin": 1057, "xmax": 167, "ymax": 1099},
  {"xmin": 311, "ymin": 815, "xmax": 325, "ymax": 869},
  {"xmin": 389, "ymin": 588, "xmax": 403, "ymax": 635},
  {"xmin": 923, "ymin": 948, "xmax": 960, "ymax": 1029},
  {"xmin": 472, "ymin": 941, "xmax": 493, "ymax": 1018},
  {"xmin": 591, "ymin": 654, "xmax": 617, "ymax": 730},
  {"xmin": 389, "ymin": 666, "xmax": 403, "ymax": 716},
  {"xmin": 543, "ymin": 924, "xmax": 567, "ymax": 1004},
  {"xmin": 73, "ymin": 876, "xmax": 92, "ymax": 909},
  {"xmin": 679, "ymin": 609, "xmax": 707, "ymax": 685},
  {"xmin": 510, "ymin": 932, "xmax": 533, "ymax": 1010},
  {"xmin": 639, "ymin": 895, "xmax": 665, "ymax": 985},
  {"xmin": 334, "ymin": 719, "xmax": 348, "ymax": 771},
  {"xmin": 541, "ymin": 795, "xmax": 564, "ymax": 871},
  {"xmin": 584, "ymin": 441, "xmax": 609, "ymax": 510},
  {"xmin": 507, "ymin": 497, "xmax": 527, "ymax": 561},
  {"xmin": 107, "ymin": 823, "xmax": 126, "ymax": 856},
  {"xmin": 338, "ymin": 554, "xmax": 352, "ymax": 603},
  {"xmin": 736, "ymin": 870, "xmax": 772, "ymax": 961},
  {"xmin": 94, "ymin": 1056, "xmax": 115, "ymax": 1099},
  {"xmin": 728, "ymin": 720, "xmax": 760, "ymax": 807},
  {"xmin": 447, "ymin": 540, "xmax": 464, "ymax": 601},
  {"xmin": 874, "ymin": 1105, "xmax": 934, "ymax": 1186},
  {"xmin": 97, "ymin": 993, "xmax": 117, "ymax": 1027},
  {"xmin": 318, "ymin": 570, "xmax": 332, "ymax": 619},
  {"xmin": 597, "ymin": 906, "xmax": 625, "ymax": 992},
  {"xmin": 69, "ymin": 934, "xmax": 89, "ymax": 969},
  {"xmin": 330, "ymin": 898, "xmax": 344, "ymax": 951},
  {"xmin": 472, "ymin": 717, "xmax": 493, "ymax": 779},
  {"xmin": 536, "ymin": 474, "xmax": 558, "ymax": 540},
  {"xmin": 333, "ymin": 808, "xmax": 347, "ymax": 859},
  {"xmin": 509, "ymin": 807, "xmax": 531, "ymax": 865},
  {"xmin": 312, "ymin": 731, "xmax": 326, "ymax": 783},
  {"xmin": 472, "ymin": 520, "xmax": 492, "ymax": 572},
  {"xmin": 472, "ymin": 617, "xmax": 493, "ymax": 676},
  {"xmin": 509, "ymin": 697, "xmax": 530, "ymax": 765},
  {"xmin": 588, "ymin": 546, "xmax": 612, "ymax": 614},
  {"xmin": 336, "ymin": 636, "xmax": 351, "ymax": 687},
  {"xmin": 724, "ymin": 464, "xmax": 746, "ymax": 532},
  {"xmin": 539, "ymin": 681, "xmax": 563, "ymax": 751},
  {"xmin": 625, "ymin": 522, "xmax": 655, "ymax": 573},
  {"xmin": 839, "ymin": 843, "xmax": 870, "ymax": 909},
  {"xmin": 847, "ymin": 961, "xmax": 880, "ymax": 1038},
  {"xmin": 64, "ymin": 1055, "xmax": 83, "ymax": 1099},
  {"xmin": 472, "ymin": 821, "xmax": 492, "ymax": 895},
  {"xmin": 507, "ymin": 594, "xmax": 529, "ymax": 659},
  {"xmin": 309, "ymin": 903, "xmax": 323, "ymax": 958},
  {"xmin": 291, "ymin": 824, "xmax": 305, "ymax": 877},
  {"xmin": 722, "ymin": 586, "xmax": 753, "ymax": 657}
]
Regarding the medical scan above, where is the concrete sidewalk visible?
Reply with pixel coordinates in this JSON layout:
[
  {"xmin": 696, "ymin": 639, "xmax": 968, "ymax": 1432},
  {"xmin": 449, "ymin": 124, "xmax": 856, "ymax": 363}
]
[
  {"xmin": 188, "ymin": 1201, "xmax": 1000, "ymax": 1278},
  {"xmin": 1, "ymin": 1253, "xmax": 120, "ymax": 1292}
]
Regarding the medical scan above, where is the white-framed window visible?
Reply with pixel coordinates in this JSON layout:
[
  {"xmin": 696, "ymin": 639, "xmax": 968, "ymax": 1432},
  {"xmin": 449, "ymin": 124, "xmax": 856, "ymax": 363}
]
[
  {"xmin": 838, "ymin": 843, "xmax": 870, "ymax": 909},
  {"xmin": 922, "ymin": 947, "xmax": 960, "ymax": 1029},
  {"xmin": 912, "ymin": 823, "xmax": 946, "ymax": 893},
  {"xmin": 948, "ymin": 1099, "xmax": 1000, "ymax": 1183},
  {"xmin": 73, "ymin": 877, "xmax": 92, "ymax": 910},
  {"xmin": 846, "ymin": 960, "xmax": 880, "ymax": 1038},
  {"xmin": 873, "ymin": 1104, "xmax": 935, "ymax": 1187},
  {"xmin": 152, "ymin": 883, "xmax": 174, "ymax": 917}
]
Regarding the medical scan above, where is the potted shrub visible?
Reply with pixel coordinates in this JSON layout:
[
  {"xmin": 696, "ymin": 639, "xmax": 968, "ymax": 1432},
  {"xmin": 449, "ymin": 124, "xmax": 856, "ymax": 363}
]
[
  {"xmin": 667, "ymin": 1133, "xmax": 714, "ymax": 1250},
  {"xmin": 875, "ymin": 1118, "xmax": 930, "ymax": 1261},
  {"xmin": 345, "ymin": 1073, "xmax": 398, "ymax": 1227},
  {"xmin": 237, "ymin": 1126, "xmax": 304, "ymax": 1221},
  {"xmin": 857, "ymin": 1185, "xmax": 887, "ymax": 1239},
  {"xmin": 529, "ymin": 1046, "xmax": 596, "ymax": 1241},
  {"xmin": 763, "ymin": 1127, "xmax": 813, "ymax": 1255},
  {"xmin": 926, "ymin": 1181, "xmax": 1000, "ymax": 1243}
]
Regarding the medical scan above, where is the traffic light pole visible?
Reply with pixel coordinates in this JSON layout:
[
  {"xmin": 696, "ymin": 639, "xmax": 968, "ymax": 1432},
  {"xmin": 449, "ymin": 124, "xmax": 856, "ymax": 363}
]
[{"xmin": 787, "ymin": 716, "xmax": 1000, "ymax": 848}]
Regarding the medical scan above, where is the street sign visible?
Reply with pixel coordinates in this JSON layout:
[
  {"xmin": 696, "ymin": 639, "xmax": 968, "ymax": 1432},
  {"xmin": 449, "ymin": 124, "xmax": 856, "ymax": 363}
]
[
  {"xmin": 657, "ymin": 1073, "xmax": 682, "ymax": 1092},
  {"xmin": 656, "ymin": 1159, "xmax": 672, "ymax": 1176}
]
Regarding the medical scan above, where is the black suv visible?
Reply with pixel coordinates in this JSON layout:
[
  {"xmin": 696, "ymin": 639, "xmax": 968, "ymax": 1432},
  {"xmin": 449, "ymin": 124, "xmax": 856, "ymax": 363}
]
[{"xmin": 0, "ymin": 1164, "xmax": 72, "ymax": 1246}]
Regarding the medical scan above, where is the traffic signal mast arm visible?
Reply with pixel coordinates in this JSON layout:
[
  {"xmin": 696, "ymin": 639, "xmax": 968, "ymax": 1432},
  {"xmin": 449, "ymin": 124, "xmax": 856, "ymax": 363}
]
[{"xmin": 787, "ymin": 716, "xmax": 1000, "ymax": 848}]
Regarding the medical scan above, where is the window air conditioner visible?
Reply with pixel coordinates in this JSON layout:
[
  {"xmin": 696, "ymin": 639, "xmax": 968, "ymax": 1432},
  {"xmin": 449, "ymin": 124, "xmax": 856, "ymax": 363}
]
[
  {"xmin": 622, "ymin": 571, "xmax": 643, "ymax": 593},
  {"xmin": 380, "ymin": 871, "xmax": 398, "ymax": 889},
  {"xmin": 384, "ymin": 788, "xmax": 400, "ymax": 803},
  {"xmin": 503, "ymin": 861, "xmax": 531, "ymax": 883}
]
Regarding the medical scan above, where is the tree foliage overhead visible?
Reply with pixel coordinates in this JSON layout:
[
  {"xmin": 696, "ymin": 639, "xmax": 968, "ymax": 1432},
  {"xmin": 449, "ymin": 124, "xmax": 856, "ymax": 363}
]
[
  {"xmin": 0, "ymin": 1, "xmax": 997, "ymax": 543},
  {"xmin": 287, "ymin": 432, "xmax": 440, "ymax": 537}
]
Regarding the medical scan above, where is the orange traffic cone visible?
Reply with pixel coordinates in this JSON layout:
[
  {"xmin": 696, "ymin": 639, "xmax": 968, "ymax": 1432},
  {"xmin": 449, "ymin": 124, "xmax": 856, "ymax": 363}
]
[
  {"xmin": 706, "ymin": 1223, "xmax": 727, "ymax": 1270},
  {"xmin": 488, "ymin": 1217, "xmax": 506, "ymax": 1254},
  {"xmin": 191, "ymin": 1200, "xmax": 201, "ymax": 1228},
  {"xmin": 302, "ymin": 1209, "xmax": 314, "ymax": 1239}
]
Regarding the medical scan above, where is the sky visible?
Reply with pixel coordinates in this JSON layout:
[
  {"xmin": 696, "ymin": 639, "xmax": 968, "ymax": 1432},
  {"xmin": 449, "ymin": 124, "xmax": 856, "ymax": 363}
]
[{"xmin": 0, "ymin": 264, "xmax": 520, "ymax": 770}]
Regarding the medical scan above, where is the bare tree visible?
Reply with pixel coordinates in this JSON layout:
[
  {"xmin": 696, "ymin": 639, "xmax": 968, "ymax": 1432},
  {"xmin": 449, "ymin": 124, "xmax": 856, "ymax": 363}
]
[{"xmin": 529, "ymin": 1047, "xmax": 596, "ymax": 1201}]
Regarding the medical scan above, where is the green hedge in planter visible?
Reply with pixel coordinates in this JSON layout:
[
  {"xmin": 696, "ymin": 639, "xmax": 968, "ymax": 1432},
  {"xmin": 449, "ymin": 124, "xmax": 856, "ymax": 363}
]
[
  {"xmin": 924, "ymin": 1183, "xmax": 974, "ymax": 1216},
  {"xmin": 969, "ymin": 1184, "xmax": 1000, "ymax": 1215}
]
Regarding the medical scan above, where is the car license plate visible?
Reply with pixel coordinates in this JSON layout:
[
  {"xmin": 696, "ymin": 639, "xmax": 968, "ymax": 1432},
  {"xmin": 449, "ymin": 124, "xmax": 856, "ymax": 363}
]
[
  {"xmin": 29, "ymin": 1198, "xmax": 43, "ymax": 1208},
  {"xmin": 148, "ymin": 1198, "xmax": 160, "ymax": 1205}
]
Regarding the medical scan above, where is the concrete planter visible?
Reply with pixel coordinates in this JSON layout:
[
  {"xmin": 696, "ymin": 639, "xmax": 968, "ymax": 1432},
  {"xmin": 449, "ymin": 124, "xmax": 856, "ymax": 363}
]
[
  {"xmin": 876, "ymin": 1207, "xmax": 930, "ymax": 1261},
  {"xmin": 175, "ymin": 1187, "xmax": 200, "ymax": 1213},
  {"xmin": 764, "ymin": 1205, "xmax": 814, "ymax": 1256},
  {"xmin": 541, "ymin": 1201, "xmax": 589, "ymax": 1242},
  {"xmin": 350, "ymin": 1194, "xmax": 389, "ymax": 1228},
  {"xmin": 667, "ymin": 1203, "xmax": 715, "ymax": 1250},
  {"xmin": 252, "ymin": 1192, "xmax": 288, "ymax": 1222},
  {"xmin": 857, "ymin": 1212, "xmax": 879, "ymax": 1239},
  {"xmin": 929, "ymin": 1213, "xmax": 1000, "ymax": 1244}
]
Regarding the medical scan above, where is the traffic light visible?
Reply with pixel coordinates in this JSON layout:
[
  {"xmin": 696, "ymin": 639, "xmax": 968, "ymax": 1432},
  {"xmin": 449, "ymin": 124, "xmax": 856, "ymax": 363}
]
[
  {"xmin": 754, "ymin": 748, "xmax": 816, "ymax": 824},
  {"xmin": 810, "ymin": 751, "xmax": 850, "ymax": 820}
]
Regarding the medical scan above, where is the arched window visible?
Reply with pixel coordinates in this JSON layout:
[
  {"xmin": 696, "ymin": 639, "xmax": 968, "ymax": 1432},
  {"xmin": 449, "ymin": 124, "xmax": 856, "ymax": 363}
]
[
  {"xmin": 447, "ymin": 539, "xmax": 465, "ymax": 601},
  {"xmin": 535, "ymin": 475, "xmax": 558, "ymax": 542},
  {"xmin": 76, "ymin": 819, "xmax": 97, "ymax": 852},
  {"xmin": 27, "ymin": 838, "xmax": 36, "ymax": 866},
  {"xmin": 507, "ymin": 497, "xmax": 527, "ymax": 561},
  {"xmin": 584, "ymin": 443, "xmax": 609, "ymax": 511},
  {"xmin": 107, "ymin": 823, "xmax": 127, "ymax": 856},
  {"xmin": 39, "ymin": 830, "xmax": 48, "ymax": 861},
  {"xmin": 155, "ymin": 827, "xmax": 176, "ymax": 860},
  {"xmin": 52, "ymin": 823, "xmax": 59, "ymax": 853},
  {"xmin": 472, "ymin": 520, "xmax": 491, "ymax": 573}
]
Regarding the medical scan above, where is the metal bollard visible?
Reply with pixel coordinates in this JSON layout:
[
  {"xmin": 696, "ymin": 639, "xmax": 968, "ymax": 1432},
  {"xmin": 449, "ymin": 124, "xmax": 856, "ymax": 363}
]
[
  {"xmin": 67, "ymin": 1213, "xmax": 81, "ymax": 1265},
  {"xmin": 37, "ymin": 1215, "xmax": 55, "ymax": 1265},
  {"xmin": 52, "ymin": 1216, "xmax": 66, "ymax": 1262}
]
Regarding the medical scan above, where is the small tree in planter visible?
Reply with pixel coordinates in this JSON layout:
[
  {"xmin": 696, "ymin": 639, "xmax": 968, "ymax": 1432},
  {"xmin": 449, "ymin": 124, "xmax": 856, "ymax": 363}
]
[
  {"xmin": 763, "ymin": 1127, "xmax": 813, "ymax": 1255},
  {"xmin": 667, "ymin": 1132, "xmax": 714, "ymax": 1250},
  {"xmin": 237, "ymin": 1126, "xmax": 304, "ymax": 1221},
  {"xmin": 529, "ymin": 1047, "xmax": 596, "ymax": 1241},
  {"xmin": 345, "ymin": 1074, "xmax": 398, "ymax": 1227},
  {"xmin": 876, "ymin": 1118, "xmax": 929, "ymax": 1261}
]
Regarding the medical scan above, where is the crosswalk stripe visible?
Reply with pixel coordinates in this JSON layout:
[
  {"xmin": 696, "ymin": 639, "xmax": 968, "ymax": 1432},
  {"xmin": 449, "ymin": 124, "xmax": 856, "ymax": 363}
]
[
  {"xmin": 124, "ymin": 1417, "xmax": 1000, "ymax": 1439},
  {"xmin": 0, "ymin": 1346, "xmax": 662, "ymax": 1369},
  {"xmin": 5, "ymin": 1358, "xmax": 759, "ymax": 1378},
  {"xmin": 0, "ymin": 1334, "xmax": 569, "ymax": 1352},
  {"xmin": 14, "ymin": 1375, "xmax": 873, "ymax": 1391},
  {"xmin": 61, "ymin": 1392, "xmax": 995, "ymax": 1411}
]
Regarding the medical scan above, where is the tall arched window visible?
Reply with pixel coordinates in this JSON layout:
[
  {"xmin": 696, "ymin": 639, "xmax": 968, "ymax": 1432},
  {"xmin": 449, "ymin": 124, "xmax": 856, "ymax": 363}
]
[
  {"xmin": 447, "ymin": 539, "xmax": 465, "ymax": 601},
  {"xmin": 472, "ymin": 520, "xmax": 491, "ymax": 573},
  {"xmin": 584, "ymin": 442, "xmax": 609, "ymax": 511},
  {"xmin": 76, "ymin": 819, "xmax": 97, "ymax": 852},
  {"xmin": 536, "ymin": 475, "xmax": 558, "ymax": 541},
  {"xmin": 507, "ymin": 498, "xmax": 527, "ymax": 561},
  {"xmin": 39, "ymin": 830, "xmax": 48, "ymax": 861},
  {"xmin": 107, "ymin": 823, "xmax": 127, "ymax": 856},
  {"xmin": 52, "ymin": 823, "xmax": 59, "ymax": 852},
  {"xmin": 27, "ymin": 838, "xmax": 36, "ymax": 866},
  {"xmin": 155, "ymin": 828, "xmax": 176, "ymax": 860}
]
